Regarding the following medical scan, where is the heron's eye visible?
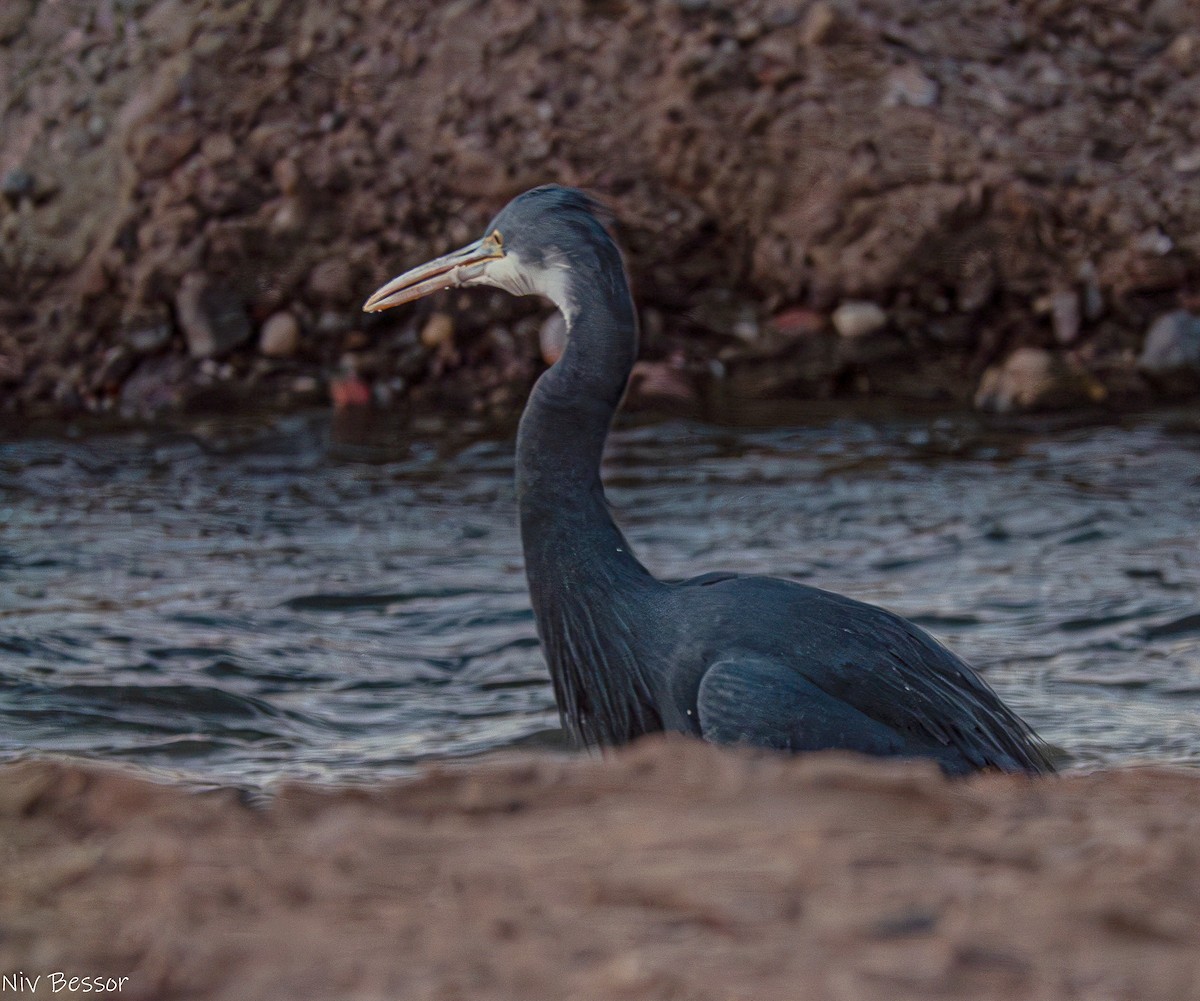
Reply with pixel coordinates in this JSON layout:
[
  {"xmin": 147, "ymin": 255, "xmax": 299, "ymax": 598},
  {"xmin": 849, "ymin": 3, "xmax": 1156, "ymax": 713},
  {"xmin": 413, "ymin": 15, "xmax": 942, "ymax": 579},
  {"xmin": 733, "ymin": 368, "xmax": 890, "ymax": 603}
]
[{"xmin": 491, "ymin": 229, "xmax": 503, "ymax": 247}]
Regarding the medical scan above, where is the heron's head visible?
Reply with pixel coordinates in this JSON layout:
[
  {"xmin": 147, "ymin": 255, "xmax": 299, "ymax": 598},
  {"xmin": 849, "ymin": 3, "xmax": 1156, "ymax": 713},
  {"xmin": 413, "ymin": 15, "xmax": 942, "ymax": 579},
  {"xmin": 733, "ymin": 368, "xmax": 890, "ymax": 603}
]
[{"xmin": 363, "ymin": 185, "xmax": 617, "ymax": 329}]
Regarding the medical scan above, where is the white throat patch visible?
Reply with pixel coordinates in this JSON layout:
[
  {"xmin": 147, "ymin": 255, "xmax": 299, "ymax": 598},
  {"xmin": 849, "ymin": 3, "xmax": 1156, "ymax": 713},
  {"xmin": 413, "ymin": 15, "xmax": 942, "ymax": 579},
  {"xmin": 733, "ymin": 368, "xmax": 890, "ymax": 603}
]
[{"xmin": 479, "ymin": 249, "xmax": 578, "ymax": 329}]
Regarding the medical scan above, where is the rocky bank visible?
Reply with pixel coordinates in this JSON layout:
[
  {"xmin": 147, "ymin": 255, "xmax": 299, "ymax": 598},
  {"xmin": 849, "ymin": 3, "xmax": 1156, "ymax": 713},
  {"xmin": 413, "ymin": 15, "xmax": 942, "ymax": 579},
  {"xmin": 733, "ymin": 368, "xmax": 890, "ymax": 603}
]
[
  {"xmin": 4, "ymin": 740, "xmax": 1200, "ymax": 1000},
  {"xmin": 2, "ymin": 0, "xmax": 1200, "ymax": 420}
]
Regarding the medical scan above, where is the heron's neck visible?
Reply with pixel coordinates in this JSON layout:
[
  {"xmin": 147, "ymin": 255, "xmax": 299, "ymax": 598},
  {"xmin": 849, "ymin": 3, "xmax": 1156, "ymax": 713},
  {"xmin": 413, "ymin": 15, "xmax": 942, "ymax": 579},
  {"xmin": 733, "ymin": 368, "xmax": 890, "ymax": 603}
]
[
  {"xmin": 516, "ymin": 276, "xmax": 644, "ymax": 576},
  {"xmin": 515, "ymin": 275, "xmax": 663, "ymax": 744}
]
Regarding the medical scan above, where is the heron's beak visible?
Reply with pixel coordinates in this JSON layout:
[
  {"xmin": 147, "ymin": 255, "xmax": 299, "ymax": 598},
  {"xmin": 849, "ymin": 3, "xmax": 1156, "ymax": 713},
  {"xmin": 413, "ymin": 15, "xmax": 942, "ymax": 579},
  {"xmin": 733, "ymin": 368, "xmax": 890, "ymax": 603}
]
[{"xmin": 362, "ymin": 236, "xmax": 504, "ymax": 313}]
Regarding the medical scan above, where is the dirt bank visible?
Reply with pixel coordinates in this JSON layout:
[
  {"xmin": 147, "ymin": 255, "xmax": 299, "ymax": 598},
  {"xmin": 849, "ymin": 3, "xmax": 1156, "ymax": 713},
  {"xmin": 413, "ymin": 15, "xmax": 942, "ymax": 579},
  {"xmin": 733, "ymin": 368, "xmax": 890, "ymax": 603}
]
[
  {"xmin": 3, "ymin": 740, "xmax": 1200, "ymax": 1000},
  {"xmin": 2, "ymin": 0, "xmax": 1200, "ymax": 419}
]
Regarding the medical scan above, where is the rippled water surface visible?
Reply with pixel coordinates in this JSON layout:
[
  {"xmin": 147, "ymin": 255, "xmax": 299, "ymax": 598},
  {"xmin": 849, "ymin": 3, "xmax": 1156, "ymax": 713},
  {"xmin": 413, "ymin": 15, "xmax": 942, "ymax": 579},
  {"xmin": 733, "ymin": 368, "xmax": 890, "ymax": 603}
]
[{"xmin": 2, "ymin": 408, "xmax": 1199, "ymax": 787}]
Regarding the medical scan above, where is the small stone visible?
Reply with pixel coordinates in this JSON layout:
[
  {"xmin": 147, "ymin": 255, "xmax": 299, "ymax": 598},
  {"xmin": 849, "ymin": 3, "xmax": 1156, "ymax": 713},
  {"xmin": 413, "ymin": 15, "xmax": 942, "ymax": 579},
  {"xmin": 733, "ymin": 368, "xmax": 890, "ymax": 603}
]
[
  {"xmin": 0, "ymin": 0, "xmax": 32, "ymax": 42},
  {"xmin": 270, "ymin": 197, "xmax": 304, "ymax": 234},
  {"xmin": 420, "ymin": 312, "xmax": 455, "ymax": 350},
  {"xmin": 307, "ymin": 258, "xmax": 353, "ymax": 300},
  {"xmin": 538, "ymin": 312, "xmax": 567, "ymax": 364},
  {"xmin": 1135, "ymin": 228, "xmax": 1174, "ymax": 256},
  {"xmin": 628, "ymin": 359, "xmax": 696, "ymax": 410},
  {"xmin": 1050, "ymin": 289, "xmax": 1081, "ymax": 345},
  {"xmin": 200, "ymin": 133, "xmax": 236, "ymax": 165},
  {"xmin": 832, "ymin": 301, "xmax": 887, "ymax": 339},
  {"xmin": 883, "ymin": 65, "xmax": 940, "ymax": 108},
  {"xmin": 259, "ymin": 311, "xmax": 300, "ymax": 358},
  {"xmin": 122, "ymin": 306, "xmax": 174, "ymax": 354},
  {"xmin": 974, "ymin": 347, "xmax": 1094, "ymax": 413},
  {"xmin": 126, "ymin": 322, "xmax": 173, "ymax": 354},
  {"xmin": 1173, "ymin": 149, "xmax": 1200, "ymax": 173},
  {"xmin": 1, "ymin": 168, "xmax": 35, "ymax": 199},
  {"xmin": 118, "ymin": 356, "xmax": 190, "ymax": 417},
  {"xmin": 801, "ymin": 2, "xmax": 837, "ymax": 45},
  {"xmin": 330, "ymin": 374, "xmax": 372, "ymax": 410},
  {"xmin": 93, "ymin": 346, "xmax": 137, "ymax": 391},
  {"xmin": 1077, "ymin": 261, "xmax": 1104, "ymax": 321},
  {"xmin": 1165, "ymin": 34, "xmax": 1196, "ymax": 68},
  {"xmin": 272, "ymin": 158, "xmax": 302, "ymax": 195},
  {"xmin": 1138, "ymin": 310, "xmax": 1200, "ymax": 374},
  {"xmin": 130, "ymin": 123, "xmax": 199, "ymax": 177},
  {"xmin": 175, "ymin": 273, "xmax": 253, "ymax": 359},
  {"xmin": 769, "ymin": 307, "xmax": 825, "ymax": 337}
]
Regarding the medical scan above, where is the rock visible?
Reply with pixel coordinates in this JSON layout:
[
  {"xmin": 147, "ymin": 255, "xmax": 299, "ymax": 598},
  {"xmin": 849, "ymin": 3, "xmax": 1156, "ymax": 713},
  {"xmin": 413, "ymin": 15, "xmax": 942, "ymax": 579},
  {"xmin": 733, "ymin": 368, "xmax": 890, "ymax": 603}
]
[
  {"xmin": 1138, "ymin": 310, "xmax": 1200, "ymax": 377},
  {"xmin": 627, "ymin": 358, "xmax": 697, "ymax": 411},
  {"xmin": 125, "ymin": 322, "xmax": 173, "ymax": 354},
  {"xmin": 1172, "ymin": 149, "xmax": 1200, "ymax": 174},
  {"xmin": 974, "ymin": 347, "xmax": 1095, "ymax": 413},
  {"xmin": 200, "ymin": 133, "xmax": 236, "ymax": 165},
  {"xmin": 329, "ymin": 374, "xmax": 372, "ymax": 410},
  {"xmin": 307, "ymin": 259, "xmax": 353, "ymax": 301},
  {"xmin": 259, "ymin": 311, "xmax": 300, "ymax": 358},
  {"xmin": 1078, "ymin": 261, "xmax": 1104, "ymax": 321},
  {"xmin": 118, "ymin": 356, "xmax": 191, "ymax": 417},
  {"xmin": 768, "ymin": 307, "xmax": 825, "ymax": 337},
  {"xmin": 883, "ymin": 66, "xmax": 939, "ymax": 109},
  {"xmin": 272, "ymin": 158, "xmax": 302, "ymax": 195},
  {"xmin": 93, "ymin": 346, "xmax": 138, "ymax": 392},
  {"xmin": 1, "ymin": 169, "xmax": 35, "ymax": 200},
  {"xmin": 129, "ymin": 123, "xmax": 200, "ymax": 177},
  {"xmin": 420, "ymin": 313, "xmax": 455, "ymax": 350},
  {"xmin": 175, "ymin": 273, "xmax": 253, "ymax": 359},
  {"xmin": 832, "ymin": 301, "xmax": 887, "ymax": 339},
  {"xmin": 122, "ymin": 306, "xmax": 175, "ymax": 354},
  {"xmin": 1050, "ymin": 289, "xmax": 1081, "ymax": 345},
  {"xmin": 538, "ymin": 312, "xmax": 567, "ymax": 365},
  {"xmin": 801, "ymin": 2, "xmax": 838, "ymax": 45},
  {"xmin": 0, "ymin": 0, "xmax": 32, "ymax": 42}
]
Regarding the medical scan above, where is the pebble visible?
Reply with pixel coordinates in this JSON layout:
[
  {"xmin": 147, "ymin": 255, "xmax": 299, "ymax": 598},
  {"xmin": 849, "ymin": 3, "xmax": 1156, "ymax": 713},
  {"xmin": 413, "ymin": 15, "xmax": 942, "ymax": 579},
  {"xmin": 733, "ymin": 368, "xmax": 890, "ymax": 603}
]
[
  {"xmin": 801, "ymin": 2, "xmax": 837, "ymax": 46},
  {"xmin": 272, "ymin": 158, "xmax": 302, "ymax": 195},
  {"xmin": 1, "ymin": 168, "xmax": 35, "ymax": 199},
  {"xmin": 832, "ymin": 301, "xmax": 887, "ymax": 339},
  {"xmin": 1050, "ymin": 289, "xmax": 1081, "ymax": 345},
  {"xmin": 769, "ymin": 307, "xmax": 825, "ymax": 337},
  {"xmin": 1173, "ymin": 149, "xmax": 1200, "ymax": 174},
  {"xmin": 420, "ymin": 313, "xmax": 455, "ymax": 350},
  {"xmin": 1138, "ymin": 310, "xmax": 1200, "ymax": 374},
  {"xmin": 329, "ymin": 374, "xmax": 372, "ymax": 410},
  {"xmin": 974, "ymin": 347, "xmax": 1094, "ymax": 413},
  {"xmin": 259, "ymin": 311, "xmax": 300, "ymax": 358},
  {"xmin": 0, "ymin": 0, "xmax": 31, "ymax": 43},
  {"xmin": 124, "ymin": 318, "xmax": 173, "ymax": 354},
  {"xmin": 1077, "ymin": 261, "xmax": 1104, "ymax": 321},
  {"xmin": 175, "ymin": 273, "xmax": 253, "ymax": 359},
  {"xmin": 883, "ymin": 66, "xmax": 940, "ymax": 109},
  {"xmin": 307, "ymin": 258, "xmax": 353, "ymax": 300}
]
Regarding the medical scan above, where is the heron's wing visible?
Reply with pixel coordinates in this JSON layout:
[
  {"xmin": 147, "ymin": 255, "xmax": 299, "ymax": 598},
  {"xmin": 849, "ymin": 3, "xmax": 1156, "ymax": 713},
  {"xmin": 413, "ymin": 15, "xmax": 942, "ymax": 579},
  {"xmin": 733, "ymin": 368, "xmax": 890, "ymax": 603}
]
[{"xmin": 696, "ymin": 656, "xmax": 913, "ymax": 758}]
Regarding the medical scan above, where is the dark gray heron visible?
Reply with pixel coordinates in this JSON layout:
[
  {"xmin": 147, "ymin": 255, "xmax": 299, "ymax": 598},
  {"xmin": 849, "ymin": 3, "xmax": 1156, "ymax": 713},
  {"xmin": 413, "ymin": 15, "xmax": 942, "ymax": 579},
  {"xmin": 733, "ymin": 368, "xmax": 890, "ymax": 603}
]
[{"xmin": 364, "ymin": 185, "xmax": 1053, "ymax": 775}]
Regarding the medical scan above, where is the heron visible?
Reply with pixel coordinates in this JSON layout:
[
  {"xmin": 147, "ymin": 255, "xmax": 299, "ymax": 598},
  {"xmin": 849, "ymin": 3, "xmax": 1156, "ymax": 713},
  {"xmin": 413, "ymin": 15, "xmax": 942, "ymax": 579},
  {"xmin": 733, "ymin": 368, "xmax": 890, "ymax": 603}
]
[{"xmin": 364, "ymin": 185, "xmax": 1054, "ymax": 775}]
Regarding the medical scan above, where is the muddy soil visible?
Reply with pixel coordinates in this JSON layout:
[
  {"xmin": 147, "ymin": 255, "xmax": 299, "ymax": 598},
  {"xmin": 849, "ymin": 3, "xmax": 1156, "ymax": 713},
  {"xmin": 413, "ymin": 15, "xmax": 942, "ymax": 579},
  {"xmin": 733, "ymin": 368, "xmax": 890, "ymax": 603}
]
[
  {"xmin": 2, "ymin": 0, "xmax": 1199, "ymax": 419},
  {"xmin": 3, "ymin": 739, "xmax": 1200, "ymax": 1000}
]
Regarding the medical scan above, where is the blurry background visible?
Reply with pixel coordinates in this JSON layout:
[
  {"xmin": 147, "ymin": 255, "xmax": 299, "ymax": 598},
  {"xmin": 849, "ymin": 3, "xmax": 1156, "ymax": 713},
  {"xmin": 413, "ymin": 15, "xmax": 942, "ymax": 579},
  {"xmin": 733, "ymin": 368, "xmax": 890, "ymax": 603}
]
[{"xmin": 1, "ymin": 1, "xmax": 1199, "ymax": 788}]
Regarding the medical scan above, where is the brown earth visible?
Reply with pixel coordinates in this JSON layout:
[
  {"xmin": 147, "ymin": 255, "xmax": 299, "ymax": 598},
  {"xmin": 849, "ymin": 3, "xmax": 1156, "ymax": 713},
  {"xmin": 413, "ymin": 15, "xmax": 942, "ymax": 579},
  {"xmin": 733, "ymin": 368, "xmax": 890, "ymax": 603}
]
[
  {"xmin": 2, "ymin": 0, "xmax": 1200, "ymax": 420},
  {"xmin": 3, "ymin": 739, "xmax": 1200, "ymax": 1000}
]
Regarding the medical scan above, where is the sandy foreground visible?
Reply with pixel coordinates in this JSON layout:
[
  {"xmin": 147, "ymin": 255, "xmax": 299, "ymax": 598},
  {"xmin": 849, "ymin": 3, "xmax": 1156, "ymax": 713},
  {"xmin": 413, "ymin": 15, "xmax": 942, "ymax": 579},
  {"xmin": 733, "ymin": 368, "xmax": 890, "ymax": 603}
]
[{"xmin": 2, "ymin": 738, "xmax": 1199, "ymax": 1001}]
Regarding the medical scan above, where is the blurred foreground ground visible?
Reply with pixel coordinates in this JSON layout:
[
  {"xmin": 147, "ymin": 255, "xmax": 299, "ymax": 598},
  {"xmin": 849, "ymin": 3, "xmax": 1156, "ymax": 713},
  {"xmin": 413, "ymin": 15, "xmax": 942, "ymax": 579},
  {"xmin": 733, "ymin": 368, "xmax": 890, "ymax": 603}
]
[{"xmin": 3, "ymin": 737, "xmax": 1199, "ymax": 1000}]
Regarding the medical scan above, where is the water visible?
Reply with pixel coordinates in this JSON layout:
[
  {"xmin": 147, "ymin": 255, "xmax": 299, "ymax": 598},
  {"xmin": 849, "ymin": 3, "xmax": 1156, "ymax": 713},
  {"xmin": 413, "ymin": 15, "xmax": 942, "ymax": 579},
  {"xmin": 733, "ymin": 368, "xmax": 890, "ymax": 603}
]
[{"xmin": 1, "ymin": 408, "xmax": 1198, "ymax": 788}]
